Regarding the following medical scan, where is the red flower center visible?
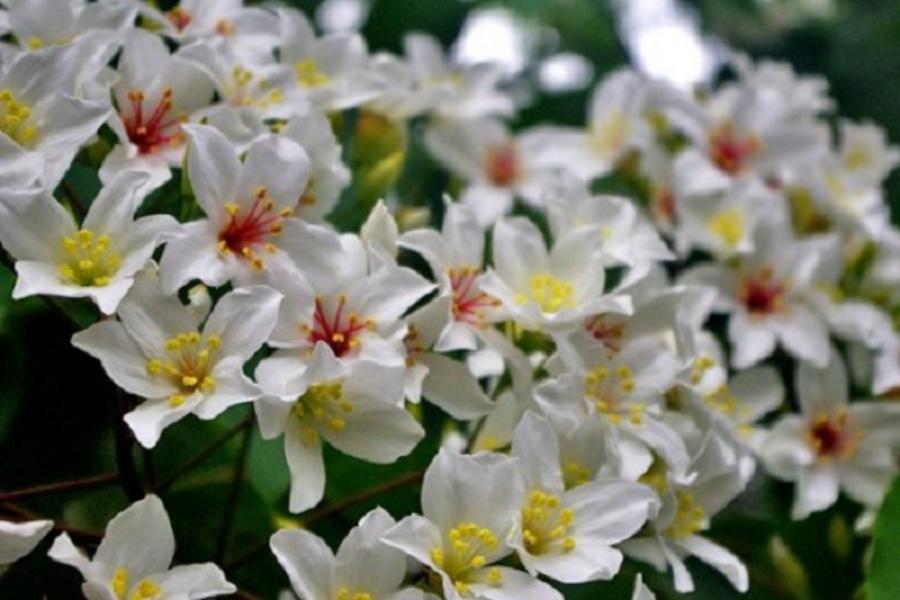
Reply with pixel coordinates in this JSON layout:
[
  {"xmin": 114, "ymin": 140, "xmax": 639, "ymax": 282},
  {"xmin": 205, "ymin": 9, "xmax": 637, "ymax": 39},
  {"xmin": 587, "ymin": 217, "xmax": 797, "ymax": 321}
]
[
  {"xmin": 485, "ymin": 144, "xmax": 519, "ymax": 187},
  {"xmin": 584, "ymin": 315, "xmax": 626, "ymax": 352},
  {"xmin": 448, "ymin": 267, "xmax": 499, "ymax": 327},
  {"xmin": 709, "ymin": 122, "xmax": 760, "ymax": 175},
  {"xmin": 739, "ymin": 269, "xmax": 786, "ymax": 316},
  {"xmin": 303, "ymin": 295, "xmax": 375, "ymax": 358},
  {"xmin": 167, "ymin": 7, "xmax": 192, "ymax": 32},
  {"xmin": 807, "ymin": 411, "xmax": 857, "ymax": 461},
  {"xmin": 123, "ymin": 88, "xmax": 186, "ymax": 155},
  {"xmin": 217, "ymin": 187, "xmax": 292, "ymax": 270}
]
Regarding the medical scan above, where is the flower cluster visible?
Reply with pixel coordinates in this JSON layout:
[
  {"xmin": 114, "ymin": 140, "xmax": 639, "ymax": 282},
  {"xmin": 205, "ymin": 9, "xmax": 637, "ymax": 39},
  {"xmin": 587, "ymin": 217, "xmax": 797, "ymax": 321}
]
[{"xmin": 0, "ymin": 1, "xmax": 899, "ymax": 599}]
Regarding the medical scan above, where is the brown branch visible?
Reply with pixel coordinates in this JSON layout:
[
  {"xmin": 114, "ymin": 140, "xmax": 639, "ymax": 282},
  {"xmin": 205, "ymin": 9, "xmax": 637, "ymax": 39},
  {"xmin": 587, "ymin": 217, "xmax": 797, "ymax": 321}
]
[
  {"xmin": 224, "ymin": 468, "xmax": 425, "ymax": 575},
  {"xmin": 0, "ymin": 473, "xmax": 119, "ymax": 503},
  {"xmin": 111, "ymin": 390, "xmax": 144, "ymax": 502},
  {"xmin": 155, "ymin": 415, "xmax": 254, "ymax": 493},
  {"xmin": 0, "ymin": 503, "xmax": 104, "ymax": 544}
]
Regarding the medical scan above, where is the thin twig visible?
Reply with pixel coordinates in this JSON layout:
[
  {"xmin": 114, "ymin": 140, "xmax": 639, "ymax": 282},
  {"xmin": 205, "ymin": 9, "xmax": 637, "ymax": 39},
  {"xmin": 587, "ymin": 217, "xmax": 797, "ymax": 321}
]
[
  {"xmin": 155, "ymin": 416, "xmax": 254, "ymax": 493},
  {"xmin": 0, "ymin": 503, "xmax": 104, "ymax": 543},
  {"xmin": 224, "ymin": 468, "xmax": 425, "ymax": 575},
  {"xmin": 111, "ymin": 390, "xmax": 144, "ymax": 502},
  {"xmin": 215, "ymin": 417, "xmax": 254, "ymax": 563},
  {"xmin": 0, "ymin": 473, "xmax": 119, "ymax": 503}
]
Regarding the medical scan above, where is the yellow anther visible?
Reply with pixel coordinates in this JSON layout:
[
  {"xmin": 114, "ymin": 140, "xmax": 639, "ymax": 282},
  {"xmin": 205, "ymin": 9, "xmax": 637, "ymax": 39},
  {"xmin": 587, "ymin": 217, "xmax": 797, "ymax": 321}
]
[
  {"xmin": 431, "ymin": 547, "xmax": 444, "ymax": 567},
  {"xmin": 707, "ymin": 208, "xmax": 745, "ymax": 249},
  {"xmin": 0, "ymin": 88, "xmax": 39, "ymax": 145},
  {"xmin": 328, "ymin": 417, "xmax": 346, "ymax": 431},
  {"xmin": 111, "ymin": 566, "xmax": 128, "ymax": 599},
  {"xmin": 181, "ymin": 375, "xmax": 198, "ymax": 387},
  {"xmin": 146, "ymin": 359, "xmax": 163, "ymax": 375},
  {"xmin": 616, "ymin": 365, "xmax": 632, "ymax": 378},
  {"xmin": 470, "ymin": 555, "xmax": 486, "ymax": 569},
  {"xmin": 58, "ymin": 229, "xmax": 120, "ymax": 287},
  {"xmin": 295, "ymin": 59, "xmax": 331, "ymax": 87},
  {"xmin": 200, "ymin": 376, "xmax": 216, "ymax": 393},
  {"xmin": 487, "ymin": 567, "xmax": 503, "ymax": 584},
  {"xmin": 562, "ymin": 537, "xmax": 576, "ymax": 552},
  {"xmin": 454, "ymin": 581, "xmax": 469, "ymax": 595},
  {"xmin": 224, "ymin": 202, "xmax": 240, "ymax": 215},
  {"xmin": 206, "ymin": 335, "xmax": 222, "ymax": 348},
  {"xmin": 168, "ymin": 394, "xmax": 186, "ymax": 407},
  {"xmin": 621, "ymin": 378, "xmax": 635, "ymax": 393},
  {"xmin": 128, "ymin": 579, "xmax": 162, "ymax": 600},
  {"xmin": 524, "ymin": 272, "xmax": 575, "ymax": 313}
]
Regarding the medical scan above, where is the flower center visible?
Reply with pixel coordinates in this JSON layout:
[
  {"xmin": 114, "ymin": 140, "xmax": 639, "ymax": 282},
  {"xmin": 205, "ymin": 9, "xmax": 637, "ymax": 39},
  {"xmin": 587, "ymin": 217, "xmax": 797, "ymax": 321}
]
[
  {"xmin": 58, "ymin": 229, "xmax": 121, "ymax": 287},
  {"xmin": 585, "ymin": 365, "xmax": 644, "ymax": 426},
  {"xmin": 515, "ymin": 273, "xmax": 575, "ymax": 314},
  {"xmin": 807, "ymin": 410, "xmax": 858, "ymax": 461},
  {"xmin": 0, "ymin": 89, "xmax": 38, "ymax": 146},
  {"xmin": 709, "ymin": 122, "xmax": 760, "ymax": 175},
  {"xmin": 562, "ymin": 462, "xmax": 591, "ymax": 489},
  {"xmin": 111, "ymin": 567, "xmax": 161, "ymax": 600},
  {"xmin": 227, "ymin": 66, "xmax": 283, "ymax": 108},
  {"xmin": 122, "ymin": 88, "xmax": 186, "ymax": 155},
  {"xmin": 589, "ymin": 109, "xmax": 629, "ymax": 158},
  {"xmin": 448, "ymin": 266, "xmax": 499, "ymax": 327},
  {"xmin": 665, "ymin": 490, "xmax": 704, "ymax": 539},
  {"xmin": 217, "ymin": 187, "xmax": 292, "ymax": 270},
  {"xmin": 295, "ymin": 59, "xmax": 331, "ymax": 88},
  {"xmin": 706, "ymin": 207, "xmax": 745, "ymax": 249},
  {"xmin": 167, "ymin": 7, "xmax": 192, "ymax": 32},
  {"xmin": 335, "ymin": 588, "xmax": 371, "ymax": 600},
  {"xmin": 521, "ymin": 490, "xmax": 576, "ymax": 556},
  {"xmin": 145, "ymin": 332, "xmax": 220, "ymax": 407},
  {"xmin": 484, "ymin": 144, "xmax": 519, "ymax": 187},
  {"xmin": 300, "ymin": 295, "xmax": 375, "ymax": 358},
  {"xmin": 739, "ymin": 268, "xmax": 786, "ymax": 316},
  {"xmin": 292, "ymin": 381, "xmax": 353, "ymax": 443},
  {"xmin": 430, "ymin": 522, "xmax": 503, "ymax": 596},
  {"xmin": 584, "ymin": 315, "xmax": 626, "ymax": 352}
]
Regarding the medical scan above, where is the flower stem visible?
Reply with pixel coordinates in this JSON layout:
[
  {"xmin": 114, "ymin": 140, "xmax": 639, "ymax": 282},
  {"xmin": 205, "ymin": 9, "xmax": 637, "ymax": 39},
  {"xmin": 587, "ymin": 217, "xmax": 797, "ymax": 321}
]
[
  {"xmin": 215, "ymin": 414, "xmax": 254, "ymax": 563},
  {"xmin": 111, "ymin": 390, "xmax": 144, "ymax": 502},
  {"xmin": 0, "ymin": 473, "xmax": 119, "ymax": 503}
]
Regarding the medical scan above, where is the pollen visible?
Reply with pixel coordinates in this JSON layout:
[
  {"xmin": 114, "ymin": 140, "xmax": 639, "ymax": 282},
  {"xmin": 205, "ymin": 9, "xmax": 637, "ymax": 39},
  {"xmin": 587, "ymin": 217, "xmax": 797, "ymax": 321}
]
[
  {"xmin": 435, "ymin": 522, "xmax": 500, "ymax": 590},
  {"xmin": 295, "ymin": 59, "xmax": 331, "ymax": 88},
  {"xmin": 521, "ymin": 273, "xmax": 575, "ymax": 314},
  {"xmin": 293, "ymin": 381, "xmax": 352, "ymax": 441},
  {"xmin": 129, "ymin": 579, "xmax": 162, "ymax": 600},
  {"xmin": 521, "ymin": 490, "xmax": 576, "ymax": 555},
  {"xmin": 665, "ymin": 490, "xmax": 705, "ymax": 539},
  {"xmin": 707, "ymin": 208, "xmax": 745, "ymax": 249},
  {"xmin": 111, "ymin": 566, "xmax": 128, "ymax": 600},
  {"xmin": 147, "ymin": 331, "xmax": 220, "ymax": 404},
  {"xmin": 306, "ymin": 295, "xmax": 374, "ymax": 358},
  {"xmin": 0, "ymin": 88, "xmax": 38, "ymax": 146},
  {"xmin": 58, "ymin": 229, "xmax": 121, "ymax": 287}
]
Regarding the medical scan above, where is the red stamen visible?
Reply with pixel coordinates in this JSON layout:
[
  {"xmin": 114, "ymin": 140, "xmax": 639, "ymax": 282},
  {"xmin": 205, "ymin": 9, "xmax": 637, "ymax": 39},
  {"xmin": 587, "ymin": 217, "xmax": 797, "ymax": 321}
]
[
  {"xmin": 709, "ymin": 122, "xmax": 760, "ymax": 175},
  {"xmin": 307, "ymin": 296, "xmax": 372, "ymax": 357},
  {"xmin": 448, "ymin": 267, "xmax": 498, "ymax": 327},
  {"xmin": 807, "ymin": 412, "xmax": 857, "ymax": 461},
  {"xmin": 485, "ymin": 144, "xmax": 519, "ymax": 187},
  {"xmin": 739, "ymin": 268, "xmax": 785, "ymax": 316},
  {"xmin": 584, "ymin": 315, "xmax": 626, "ymax": 352},
  {"xmin": 123, "ymin": 88, "xmax": 185, "ymax": 155}
]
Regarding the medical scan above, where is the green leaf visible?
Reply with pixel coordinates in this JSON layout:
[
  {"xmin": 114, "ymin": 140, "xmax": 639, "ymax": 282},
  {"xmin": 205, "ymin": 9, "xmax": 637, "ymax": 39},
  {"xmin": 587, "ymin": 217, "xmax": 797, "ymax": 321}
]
[{"xmin": 867, "ymin": 475, "xmax": 900, "ymax": 600}]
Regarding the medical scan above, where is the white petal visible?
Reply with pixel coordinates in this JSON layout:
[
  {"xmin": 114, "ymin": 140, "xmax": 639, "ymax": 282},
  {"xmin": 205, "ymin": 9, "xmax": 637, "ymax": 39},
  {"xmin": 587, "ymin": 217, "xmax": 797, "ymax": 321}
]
[
  {"xmin": 270, "ymin": 528, "xmax": 334, "ymax": 600},
  {"xmin": 0, "ymin": 520, "xmax": 52, "ymax": 565},
  {"xmin": 154, "ymin": 563, "xmax": 236, "ymax": 598},
  {"xmin": 95, "ymin": 495, "xmax": 174, "ymax": 581},
  {"xmin": 203, "ymin": 285, "xmax": 282, "ymax": 360},
  {"xmin": 124, "ymin": 394, "xmax": 204, "ymax": 449},
  {"xmin": 183, "ymin": 124, "xmax": 241, "ymax": 216},
  {"xmin": 419, "ymin": 353, "xmax": 493, "ymax": 420},
  {"xmin": 284, "ymin": 424, "xmax": 326, "ymax": 513},
  {"xmin": 792, "ymin": 467, "xmax": 839, "ymax": 519},
  {"xmin": 678, "ymin": 535, "xmax": 749, "ymax": 593},
  {"xmin": 334, "ymin": 508, "xmax": 406, "ymax": 594}
]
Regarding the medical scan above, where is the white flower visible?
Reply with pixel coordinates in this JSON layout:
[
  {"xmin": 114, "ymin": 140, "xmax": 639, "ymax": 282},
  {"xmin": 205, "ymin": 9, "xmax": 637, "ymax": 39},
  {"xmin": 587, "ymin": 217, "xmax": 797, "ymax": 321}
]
[
  {"xmin": 158, "ymin": 124, "xmax": 328, "ymax": 291},
  {"xmin": 402, "ymin": 33, "xmax": 513, "ymax": 120},
  {"xmin": 543, "ymin": 177, "xmax": 672, "ymax": 268},
  {"xmin": 0, "ymin": 171, "xmax": 177, "ymax": 314},
  {"xmin": 521, "ymin": 69, "xmax": 653, "ymax": 182},
  {"xmin": 255, "ymin": 343, "xmax": 424, "ymax": 512},
  {"xmin": 730, "ymin": 53, "xmax": 833, "ymax": 120},
  {"xmin": 423, "ymin": 118, "xmax": 546, "ymax": 227},
  {"xmin": 400, "ymin": 203, "xmax": 501, "ymax": 351},
  {"xmin": 271, "ymin": 507, "xmax": 428, "ymax": 600},
  {"xmin": 0, "ymin": 42, "xmax": 111, "ymax": 190},
  {"xmin": 383, "ymin": 449, "xmax": 563, "ymax": 600},
  {"xmin": 3, "ymin": 0, "xmax": 134, "ymax": 54},
  {"xmin": 138, "ymin": 0, "xmax": 280, "ymax": 61},
  {"xmin": 621, "ymin": 430, "xmax": 749, "ymax": 594},
  {"xmin": 100, "ymin": 29, "xmax": 214, "ymax": 194},
  {"xmin": 834, "ymin": 119, "xmax": 900, "ymax": 187},
  {"xmin": 535, "ymin": 337, "xmax": 690, "ymax": 481},
  {"xmin": 632, "ymin": 574, "xmax": 655, "ymax": 600},
  {"xmin": 403, "ymin": 295, "xmax": 494, "ymax": 420},
  {"xmin": 481, "ymin": 217, "xmax": 631, "ymax": 333},
  {"xmin": 759, "ymin": 349, "xmax": 900, "ymax": 519},
  {"xmin": 72, "ymin": 267, "xmax": 281, "ymax": 448},
  {"xmin": 682, "ymin": 218, "xmax": 831, "ymax": 368},
  {"xmin": 276, "ymin": 7, "xmax": 383, "ymax": 111},
  {"xmin": 262, "ymin": 227, "xmax": 434, "ymax": 381},
  {"xmin": 279, "ymin": 111, "xmax": 351, "ymax": 222},
  {"xmin": 0, "ymin": 519, "xmax": 52, "ymax": 566},
  {"xmin": 48, "ymin": 495, "xmax": 235, "ymax": 600},
  {"xmin": 508, "ymin": 412, "xmax": 657, "ymax": 584}
]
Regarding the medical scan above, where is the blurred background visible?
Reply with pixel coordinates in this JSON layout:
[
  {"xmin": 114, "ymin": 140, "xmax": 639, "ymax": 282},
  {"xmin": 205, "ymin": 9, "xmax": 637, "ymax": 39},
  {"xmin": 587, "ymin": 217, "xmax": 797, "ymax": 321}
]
[{"xmin": 291, "ymin": 0, "xmax": 900, "ymax": 221}]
